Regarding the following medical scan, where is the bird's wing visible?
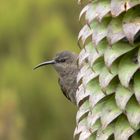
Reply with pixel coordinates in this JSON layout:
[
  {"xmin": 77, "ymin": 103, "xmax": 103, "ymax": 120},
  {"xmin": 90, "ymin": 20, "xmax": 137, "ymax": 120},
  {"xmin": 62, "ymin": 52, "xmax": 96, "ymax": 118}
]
[{"xmin": 58, "ymin": 78, "xmax": 71, "ymax": 101}]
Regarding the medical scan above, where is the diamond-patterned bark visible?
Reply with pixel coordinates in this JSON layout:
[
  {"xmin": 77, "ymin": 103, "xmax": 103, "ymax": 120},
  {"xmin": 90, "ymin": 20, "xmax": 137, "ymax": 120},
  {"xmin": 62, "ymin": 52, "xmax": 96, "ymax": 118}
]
[{"xmin": 76, "ymin": 0, "xmax": 140, "ymax": 140}]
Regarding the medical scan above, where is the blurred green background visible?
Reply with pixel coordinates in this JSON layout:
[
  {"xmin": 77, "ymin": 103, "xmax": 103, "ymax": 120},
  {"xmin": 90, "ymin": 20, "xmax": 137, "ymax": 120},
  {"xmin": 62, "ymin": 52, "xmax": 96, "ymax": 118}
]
[{"xmin": 0, "ymin": 0, "xmax": 80, "ymax": 140}]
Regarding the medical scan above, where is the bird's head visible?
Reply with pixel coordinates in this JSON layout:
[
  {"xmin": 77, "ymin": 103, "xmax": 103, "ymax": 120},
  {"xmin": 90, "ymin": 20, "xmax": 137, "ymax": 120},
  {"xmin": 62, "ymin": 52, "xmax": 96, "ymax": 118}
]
[{"xmin": 34, "ymin": 51, "xmax": 78, "ymax": 75}]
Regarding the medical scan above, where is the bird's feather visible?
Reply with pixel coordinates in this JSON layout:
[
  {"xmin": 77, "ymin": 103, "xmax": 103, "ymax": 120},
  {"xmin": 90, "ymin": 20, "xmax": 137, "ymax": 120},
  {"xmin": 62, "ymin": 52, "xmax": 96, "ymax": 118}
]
[{"xmin": 58, "ymin": 78, "xmax": 71, "ymax": 101}]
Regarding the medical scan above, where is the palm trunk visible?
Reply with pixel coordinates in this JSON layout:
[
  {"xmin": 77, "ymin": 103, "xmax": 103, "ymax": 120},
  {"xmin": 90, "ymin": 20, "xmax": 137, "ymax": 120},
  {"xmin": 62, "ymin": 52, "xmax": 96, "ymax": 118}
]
[{"xmin": 75, "ymin": 1, "xmax": 140, "ymax": 140}]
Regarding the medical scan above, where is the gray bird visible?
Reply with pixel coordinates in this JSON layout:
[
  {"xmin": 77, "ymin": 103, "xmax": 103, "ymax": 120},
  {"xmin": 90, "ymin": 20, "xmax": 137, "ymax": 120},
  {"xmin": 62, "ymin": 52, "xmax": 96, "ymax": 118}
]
[{"xmin": 34, "ymin": 51, "xmax": 79, "ymax": 104}]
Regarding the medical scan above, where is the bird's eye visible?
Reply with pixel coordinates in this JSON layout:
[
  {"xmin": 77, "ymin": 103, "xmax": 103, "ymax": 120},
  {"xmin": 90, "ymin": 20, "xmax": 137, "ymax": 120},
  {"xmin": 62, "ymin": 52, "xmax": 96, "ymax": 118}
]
[
  {"xmin": 60, "ymin": 58, "xmax": 66, "ymax": 62},
  {"xmin": 55, "ymin": 57, "xmax": 67, "ymax": 63}
]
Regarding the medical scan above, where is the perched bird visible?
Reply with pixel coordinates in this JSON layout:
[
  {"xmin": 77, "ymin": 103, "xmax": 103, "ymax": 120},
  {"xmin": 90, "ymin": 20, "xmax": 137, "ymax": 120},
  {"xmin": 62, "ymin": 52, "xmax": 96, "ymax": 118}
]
[{"xmin": 34, "ymin": 51, "xmax": 79, "ymax": 104}]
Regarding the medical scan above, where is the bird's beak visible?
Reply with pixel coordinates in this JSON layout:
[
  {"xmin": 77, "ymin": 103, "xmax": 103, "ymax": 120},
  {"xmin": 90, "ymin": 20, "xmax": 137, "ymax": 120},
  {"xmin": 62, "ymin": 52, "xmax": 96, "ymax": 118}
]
[{"xmin": 33, "ymin": 60, "xmax": 56, "ymax": 70}]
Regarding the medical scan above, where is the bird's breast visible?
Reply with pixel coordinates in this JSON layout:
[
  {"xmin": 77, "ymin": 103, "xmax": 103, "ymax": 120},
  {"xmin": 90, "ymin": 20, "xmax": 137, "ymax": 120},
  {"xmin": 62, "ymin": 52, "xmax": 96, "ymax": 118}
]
[{"xmin": 59, "ymin": 69, "xmax": 78, "ymax": 104}]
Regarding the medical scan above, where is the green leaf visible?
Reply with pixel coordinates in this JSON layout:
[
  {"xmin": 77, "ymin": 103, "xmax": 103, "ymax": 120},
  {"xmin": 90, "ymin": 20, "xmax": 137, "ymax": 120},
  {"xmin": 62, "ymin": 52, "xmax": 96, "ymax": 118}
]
[
  {"xmin": 111, "ymin": 0, "xmax": 126, "ymax": 17},
  {"xmin": 82, "ymin": 66, "xmax": 98, "ymax": 86},
  {"xmin": 96, "ymin": 124, "xmax": 114, "ymax": 140},
  {"xmin": 77, "ymin": 64, "xmax": 89, "ymax": 83},
  {"xmin": 79, "ymin": 120, "xmax": 101, "ymax": 140},
  {"xmin": 115, "ymin": 84, "xmax": 133, "ymax": 110},
  {"xmin": 88, "ymin": 133, "xmax": 96, "ymax": 140},
  {"xmin": 105, "ymin": 78, "xmax": 118, "ymax": 95},
  {"xmin": 74, "ymin": 117, "xmax": 87, "ymax": 136},
  {"xmin": 78, "ymin": 24, "xmax": 92, "ymax": 45},
  {"xmin": 76, "ymin": 100, "xmax": 90, "ymax": 123},
  {"xmin": 85, "ymin": 3, "xmax": 97, "ymax": 23},
  {"xmin": 107, "ymin": 15, "xmax": 125, "ymax": 45},
  {"xmin": 79, "ymin": 2, "xmax": 97, "ymax": 23},
  {"xmin": 138, "ymin": 46, "xmax": 140, "ymax": 65},
  {"xmin": 95, "ymin": 0, "xmax": 111, "ymax": 22},
  {"xmin": 86, "ymin": 78, "xmax": 105, "ymax": 107},
  {"xmin": 114, "ymin": 115, "xmax": 134, "ymax": 140},
  {"xmin": 77, "ymin": 61, "xmax": 103, "ymax": 86},
  {"xmin": 86, "ymin": 40, "xmax": 107, "ymax": 66},
  {"xmin": 78, "ymin": 58, "xmax": 104, "ymax": 88},
  {"xmin": 131, "ymin": 130, "xmax": 140, "ymax": 140},
  {"xmin": 104, "ymin": 41, "xmax": 136, "ymax": 68},
  {"xmin": 111, "ymin": 0, "xmax": 140, "ymax": 17},
  {"xmin": 92, "ymin": 18, "xmax": 110, "ymax": 46},
  {"xmin": 123, "ymin": 7, "xmax": 140, "ymax": 43},
  {"xmin": 90, "ymin": 120, "xmax": 101, "ymax": 133},
  {"xmin": 126, "ymin": 97, "xmax": 140, "ymax": 129},
  {"xmin": 80, "ymin": 0, "xmax": 110, "ymax": 23},
  {"xmin": 81, "ymin": 59, "xmax": 104, "ymax": 86},
  {"xmin": 134, "ymin": 72, "xmax": 140, "ymax": 104},
  {"xmin": 90, "ymin": 58, "xmax": 104, "ymax": 77},
  {"xmin": 118, "ymin": 52, "xmax": 139, "ymax": 87},
  {"xmin": 78, "ymin": 48, "xmax": 88, "ymax": 66},
  {"xmin": 76, "ymin": 84, "xmax": 89, "ymax": 106},
  {"xmin": 79, "ymin": 128, "xmax": 92, "ymax": 140},
  {"xmin": 99, "ymin": 62, "xmax": 118, "ymax": 89},
  {"xmin": 127, "ymin": 0, "xmax": 140, "ymax": 8},
  {"xmin": 88, "ymin": 102, "xmax": 104, "ymax": 126},
  {"xmin": 90, "ymin": 20, "xmax": 99, "ymax": 30},
  {"xmin": 101, "ymin": 96, "xmax": 122, "ymax": 129},
  {"xmin": 81, "ymin": 58, "xmax": 104, "ymax": 86}
]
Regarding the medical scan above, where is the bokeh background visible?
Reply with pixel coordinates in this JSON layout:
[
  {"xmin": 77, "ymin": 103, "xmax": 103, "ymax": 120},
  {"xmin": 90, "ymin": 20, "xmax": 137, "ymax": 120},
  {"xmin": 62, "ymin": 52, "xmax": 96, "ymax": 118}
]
[{"xmin": 0, "ymin": 0, "xmax": 80, "ymax": 140}]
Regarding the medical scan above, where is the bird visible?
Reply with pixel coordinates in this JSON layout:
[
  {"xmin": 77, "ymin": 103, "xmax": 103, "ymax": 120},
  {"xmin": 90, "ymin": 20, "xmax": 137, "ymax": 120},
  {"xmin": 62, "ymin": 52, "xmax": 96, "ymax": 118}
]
[{"xmin": 34, "ymin": 51, "xmax": 79, "ymax": 104}]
